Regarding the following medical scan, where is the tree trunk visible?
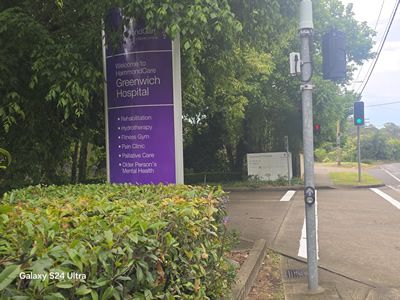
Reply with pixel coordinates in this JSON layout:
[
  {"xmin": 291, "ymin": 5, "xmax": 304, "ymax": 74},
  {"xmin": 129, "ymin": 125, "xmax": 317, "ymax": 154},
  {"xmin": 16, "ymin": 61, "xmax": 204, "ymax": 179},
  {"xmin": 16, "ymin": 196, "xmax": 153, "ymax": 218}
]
[
  {"xmin": 225, "ymin": 144, "xmax": 235, "ymax": 172},
  {"xmin": 78, "ymin": 130, "xmax": 89, "ymax": 183},
  {"xmin": 235, "ymin": 138, "xmax": 246, "ymax": 172},
  {"xmin": 71, "ymin": 141, "xmax": 79, "ymax": 184}
]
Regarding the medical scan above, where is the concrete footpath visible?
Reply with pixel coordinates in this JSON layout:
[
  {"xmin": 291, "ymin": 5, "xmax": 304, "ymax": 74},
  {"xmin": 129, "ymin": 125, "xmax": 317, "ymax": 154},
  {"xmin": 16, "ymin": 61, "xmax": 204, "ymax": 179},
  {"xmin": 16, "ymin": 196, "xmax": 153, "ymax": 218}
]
[{"xmin": 227, "ymin": 165, "xmax": 400, "ymax": 300}]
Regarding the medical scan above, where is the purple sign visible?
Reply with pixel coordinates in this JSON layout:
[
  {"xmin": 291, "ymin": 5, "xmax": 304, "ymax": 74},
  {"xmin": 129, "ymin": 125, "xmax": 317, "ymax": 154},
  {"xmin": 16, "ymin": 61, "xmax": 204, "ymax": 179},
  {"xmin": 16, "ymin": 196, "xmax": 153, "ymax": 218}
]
[{"xmin": 103, "ymin": 9, "xmax": 181, "ymax": 185}]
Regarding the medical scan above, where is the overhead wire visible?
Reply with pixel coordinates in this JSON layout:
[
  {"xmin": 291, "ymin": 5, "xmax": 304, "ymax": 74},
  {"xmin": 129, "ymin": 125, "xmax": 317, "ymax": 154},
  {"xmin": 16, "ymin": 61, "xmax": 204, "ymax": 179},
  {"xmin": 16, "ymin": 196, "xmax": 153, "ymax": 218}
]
[
  {"xmin": 365, "ymin": 100, "xmax": 400, "ymax": 107},
  {"xmin": 356, "ymin": 0, "xmax": 400, "ymax": 96},
  {"xmin": 356, "ymin": 0, "xmax": 397, "ymax": 94},
  {"xmin": 351, "ymin": 0, "xmax": 386, "ymax": 91}
]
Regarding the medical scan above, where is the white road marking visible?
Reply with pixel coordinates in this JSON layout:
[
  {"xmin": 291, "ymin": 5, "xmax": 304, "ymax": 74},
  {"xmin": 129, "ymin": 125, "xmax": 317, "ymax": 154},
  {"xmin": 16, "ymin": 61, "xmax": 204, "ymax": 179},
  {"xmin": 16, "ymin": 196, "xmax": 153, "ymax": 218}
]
[
  {"xmin": 383, "ymin": 169, "xmax": 400, "ymax": 183},
  {"xmin": 370, "ymin": 188, "xmax": 400, "ymax": 210},
  {"xmin": 388, "ymin": 185, "xmax": 400, "ymax": 193},
  {"xmin": 298, "ymin": 191, "xmax": 319, "ymax": 259},
  {"xmin": 280, "ymin": 190, "xmax": 296, "ymax": 202},
  {"xmin": 298, "ymin": 218, "xmax": 308, "ymax": 258}
]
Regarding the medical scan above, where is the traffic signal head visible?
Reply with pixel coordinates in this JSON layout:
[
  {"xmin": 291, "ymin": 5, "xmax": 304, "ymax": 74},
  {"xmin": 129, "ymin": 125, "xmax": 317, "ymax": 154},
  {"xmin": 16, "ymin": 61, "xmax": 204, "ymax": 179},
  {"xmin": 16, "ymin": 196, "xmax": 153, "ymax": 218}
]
[
  {"xmin": 353, "ymin": 101, "xmax": 364, "ymax": 126},
  {"xmin": 314, "ymin": 124, "xmax": 321, "ymax": 135},
  {"xmin": 322, "ymin": 29, "xmax": 347, "ymax": 81}
]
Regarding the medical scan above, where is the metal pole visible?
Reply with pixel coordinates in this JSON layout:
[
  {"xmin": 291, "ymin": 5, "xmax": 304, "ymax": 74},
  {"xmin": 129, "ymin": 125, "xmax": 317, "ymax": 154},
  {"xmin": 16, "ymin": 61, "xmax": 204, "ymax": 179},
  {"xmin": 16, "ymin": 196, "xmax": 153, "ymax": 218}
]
[
  {"xmin": 337, "ymin": 120, "xmax": 341, "ymax": 166},
  {"xmin": 358, "ymin": 126, "xmax": 361, "ymax": 182},
  {"xmin": 299, "ymin": 0, "xmax": 318, "ymax": 290}
]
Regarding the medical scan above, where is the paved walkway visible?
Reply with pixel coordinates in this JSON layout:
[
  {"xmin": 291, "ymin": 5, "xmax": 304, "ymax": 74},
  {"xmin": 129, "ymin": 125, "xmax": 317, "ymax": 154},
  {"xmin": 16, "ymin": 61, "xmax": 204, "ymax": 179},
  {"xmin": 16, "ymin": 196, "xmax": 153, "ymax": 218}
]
[
  {"xmin": 314, "ymin": 164, "xmax": 334, "ymax": 187},
  {"xmin": 279, "ymin": 165, "xmax": 400, "ymax": 299}
]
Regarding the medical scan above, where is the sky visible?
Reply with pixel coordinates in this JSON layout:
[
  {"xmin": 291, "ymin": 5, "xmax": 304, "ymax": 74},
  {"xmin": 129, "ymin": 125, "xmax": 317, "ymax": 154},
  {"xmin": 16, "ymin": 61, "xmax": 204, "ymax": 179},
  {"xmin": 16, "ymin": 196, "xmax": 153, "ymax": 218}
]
[{"xmin": 338, "ymin": 0, "xmax": 400, "ymax": 128}]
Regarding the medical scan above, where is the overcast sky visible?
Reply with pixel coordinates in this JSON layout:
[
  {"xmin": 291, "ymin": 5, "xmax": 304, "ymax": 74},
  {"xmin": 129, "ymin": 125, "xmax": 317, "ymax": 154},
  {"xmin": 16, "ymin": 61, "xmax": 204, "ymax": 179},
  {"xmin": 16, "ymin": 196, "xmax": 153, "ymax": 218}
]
[{"xmin": 338, "ymin": 0, "xmax": 400, "ymax": 128}]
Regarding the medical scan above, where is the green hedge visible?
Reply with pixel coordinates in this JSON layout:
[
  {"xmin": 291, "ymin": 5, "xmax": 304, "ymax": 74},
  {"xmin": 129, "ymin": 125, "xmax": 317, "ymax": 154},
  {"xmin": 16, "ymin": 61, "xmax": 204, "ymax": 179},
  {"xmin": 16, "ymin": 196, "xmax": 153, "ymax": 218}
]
[
  {"xmin": 81, "ymin": 177, "xmax": 107, "ymax": 185},
  {"xmin": 184, "ymin": 172, "xmax": 243, "ymax": 185},
  {"xmin": 0, "ymin": 184, "xmax": 236, "ymax": 299}
]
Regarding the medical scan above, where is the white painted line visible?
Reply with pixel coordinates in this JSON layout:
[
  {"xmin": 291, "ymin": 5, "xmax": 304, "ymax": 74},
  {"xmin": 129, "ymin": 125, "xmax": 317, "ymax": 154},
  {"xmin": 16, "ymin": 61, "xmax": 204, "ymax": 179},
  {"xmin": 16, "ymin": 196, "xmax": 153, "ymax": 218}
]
[
  {"xmin": 370, "ymin": 188, "xmax": 400, "ymax": 210},
  {"xmin": 298, "ymin": 217, "xmax": 308, "ymax": 258},
  {"xmin": 298, "ymin": 191, "xmax": 319, "ymax": 259},
  {"xmin": 383, "ymin": 169, "xmax": 400, "ymax": 183},
  {"xmin": 280, "ymin": 190, "xmax": 296, "ymax": 202},
  {"xmin": 388, "ymin": 185, "xmax": 400, "ymax": 193}
]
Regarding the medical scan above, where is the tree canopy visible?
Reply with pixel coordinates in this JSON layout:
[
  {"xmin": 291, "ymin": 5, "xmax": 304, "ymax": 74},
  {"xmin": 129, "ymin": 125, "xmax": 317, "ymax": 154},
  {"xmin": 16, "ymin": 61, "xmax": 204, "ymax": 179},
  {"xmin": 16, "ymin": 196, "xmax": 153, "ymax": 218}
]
[{"xmin": 0, "ymin": 0, "xmax": 376, "ymax": 191}]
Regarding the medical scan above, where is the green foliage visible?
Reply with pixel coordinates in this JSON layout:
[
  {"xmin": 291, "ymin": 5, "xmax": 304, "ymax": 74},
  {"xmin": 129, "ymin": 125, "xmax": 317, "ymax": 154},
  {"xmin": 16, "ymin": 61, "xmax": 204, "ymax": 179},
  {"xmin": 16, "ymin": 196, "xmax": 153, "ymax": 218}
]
[
  {"xmin": 361, "ymin": 131, "xmax": 390, "ymax": 160},
  {"xmin": 0, "ymin": 1, "xmax": 108, "ymax": 189},
  {"xmin": 0, "ymin": 184, "xmax": 236, "ymax": 298},
  {"xmin": 120, "ymin": 0, "xmax": 241, "ymax": 53},
  {"xmin": 317, "ymin": 121, "xmax": 400, "ymax": 163},
  {"xmin": 0, "ymin": 0, "xmax": 377, "ymax": 189},
  {"xmin": 0, "ymin": 0, "xmax": 247, "ymax": 190},
  {"xmin": 314, "ymin": 148, "xmax": 327, "ymax": 163},
  {"xmin": 183, "ymin": 0, "xmax": 301, "ymax": 174},
  {"xmin": 0, "ymin": 149, "xmax": 11, "ymax": 169},
  {"xmin": 246, "ymin": 175, "xmax": 291, "ymax": 187},
  {"xmin": 388, "ymin": 139, "xmax": 400, "ymax": 161},
  {"xmin": 182, "ymin": 0, "xmax": 375, "ymax": 175}
]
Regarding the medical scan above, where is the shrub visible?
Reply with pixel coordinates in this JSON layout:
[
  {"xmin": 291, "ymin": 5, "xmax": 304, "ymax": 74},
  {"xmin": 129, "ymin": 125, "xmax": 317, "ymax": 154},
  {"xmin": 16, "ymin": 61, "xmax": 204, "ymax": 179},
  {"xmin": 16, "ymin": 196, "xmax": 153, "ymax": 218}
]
[
  {"xmin": 0, "ymin": 183, "xmax": 236, "ymax": 299},
  {"xmin": 81, "ymin": 177, "xmax": 107, "ymax": 185},
  {"xmin": 314, "ymin": 148, "xmax": 327, "ymax": 163},
  {"xmin": 0, "ymin": 149, "xmax": 11, "ymax": 170},
  {"xmin": 322, "ymin": 157, "xmax": 332, "ymax": 163},
  {"xmin": 361, "ymin": 159, "xmax": 374, "ymax": 165}
]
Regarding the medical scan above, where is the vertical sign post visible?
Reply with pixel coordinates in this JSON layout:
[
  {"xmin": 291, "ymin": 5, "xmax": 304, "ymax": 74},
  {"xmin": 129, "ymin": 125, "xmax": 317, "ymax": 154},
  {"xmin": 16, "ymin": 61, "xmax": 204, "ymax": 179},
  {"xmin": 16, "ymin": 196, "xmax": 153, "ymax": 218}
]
[
  {"xmin": 299, "ymin": 0, "xmax": 318, "ymax": 290},
  {"xmin": 357, "ymin": 126, "xmax": 361, "ymax": 182},
  {"xmin": 103, "ymin": 9, "xmax": 183, "ymax": 185}
]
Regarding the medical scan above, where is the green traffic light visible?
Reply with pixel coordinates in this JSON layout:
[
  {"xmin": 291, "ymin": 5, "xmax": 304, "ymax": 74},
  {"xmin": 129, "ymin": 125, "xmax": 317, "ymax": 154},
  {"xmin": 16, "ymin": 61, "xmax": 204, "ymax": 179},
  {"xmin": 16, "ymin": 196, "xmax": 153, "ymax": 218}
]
[{"xmin": 357, "ymin": 119, "xmax": 362, "ymax": 124}]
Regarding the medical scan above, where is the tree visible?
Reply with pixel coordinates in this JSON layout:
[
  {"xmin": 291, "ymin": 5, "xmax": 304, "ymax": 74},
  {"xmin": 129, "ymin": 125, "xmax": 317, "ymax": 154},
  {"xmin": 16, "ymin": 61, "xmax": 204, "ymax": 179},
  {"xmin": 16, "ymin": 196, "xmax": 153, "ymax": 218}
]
[
  {"xmin": 0, "ymin": 1, "xmax": 109, "ymax": 191},
  {"xmin": 182, "ymin": 0, "xmax": 375, "ymax": 175},
  {"xmin": 183, "ymin": 0, "xmax": 300, "ymax": 173},
  {"xmin": 0, "ymin": 0, "xmax": 244, "ymax": 191},
  {"xmin": 0, "ymin": 0, "xmax": 377, "ymax": 191},
  {"xmin": 388, "ymin": 139, "xmax": 400, "ymax": 161}
]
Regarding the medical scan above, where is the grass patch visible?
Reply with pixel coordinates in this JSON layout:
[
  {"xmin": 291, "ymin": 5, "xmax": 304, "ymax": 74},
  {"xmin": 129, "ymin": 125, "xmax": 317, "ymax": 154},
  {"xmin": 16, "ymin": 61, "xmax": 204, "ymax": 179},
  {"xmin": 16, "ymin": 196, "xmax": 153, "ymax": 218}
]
[
  {"xmin": 329, "ymin": 172, "xmax": 382, "ymax": 186},
  {"xmin": 321, "ymin": 162, "xmax": 376, "ymax": 169}
]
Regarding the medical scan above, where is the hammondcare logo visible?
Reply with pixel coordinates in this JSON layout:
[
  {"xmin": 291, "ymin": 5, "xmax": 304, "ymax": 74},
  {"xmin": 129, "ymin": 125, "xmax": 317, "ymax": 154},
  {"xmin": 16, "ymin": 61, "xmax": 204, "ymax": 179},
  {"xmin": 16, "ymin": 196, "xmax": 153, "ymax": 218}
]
[{"xmin": 115, "ymin": 61, "xmax": 158, "ymax": 77}]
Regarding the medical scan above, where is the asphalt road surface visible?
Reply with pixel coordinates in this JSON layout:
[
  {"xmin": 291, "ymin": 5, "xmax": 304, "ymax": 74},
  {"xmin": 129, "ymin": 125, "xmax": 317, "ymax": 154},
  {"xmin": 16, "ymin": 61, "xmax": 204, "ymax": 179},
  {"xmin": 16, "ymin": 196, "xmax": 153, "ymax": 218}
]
[
  {"xmin": 366, "ymin": 163, "xmax": 400, "ymax": 187},
  {"xmin": 227, "ymin": 180, "xmax": 400, "ymax": 288}
]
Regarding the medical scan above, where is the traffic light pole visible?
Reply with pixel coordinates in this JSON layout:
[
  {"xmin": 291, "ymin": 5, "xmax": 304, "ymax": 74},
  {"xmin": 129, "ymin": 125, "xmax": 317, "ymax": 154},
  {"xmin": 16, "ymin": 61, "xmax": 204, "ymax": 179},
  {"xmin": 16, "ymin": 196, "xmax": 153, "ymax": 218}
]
[
  {"xmin": 353, "ymin": 101, "xmax": 364, "ymax": 182},
  {"xmin": 358, "ymin": 126, "xmax": 361, "ymax": 182},
  {"xmin": 299, "ymin": 0, "xmax": 318, "ymax": 291},
  {"xmin": 337, "ymin": 120, "xmax": 341, "ymax": 166}
]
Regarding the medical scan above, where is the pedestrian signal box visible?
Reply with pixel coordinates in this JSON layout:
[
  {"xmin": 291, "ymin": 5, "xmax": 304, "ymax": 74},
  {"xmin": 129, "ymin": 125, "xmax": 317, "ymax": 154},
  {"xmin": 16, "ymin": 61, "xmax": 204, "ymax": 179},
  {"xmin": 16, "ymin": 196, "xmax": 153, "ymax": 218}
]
[{"xmin": 322, "ymin": 29, "xmax": 346, "ymax": 81}]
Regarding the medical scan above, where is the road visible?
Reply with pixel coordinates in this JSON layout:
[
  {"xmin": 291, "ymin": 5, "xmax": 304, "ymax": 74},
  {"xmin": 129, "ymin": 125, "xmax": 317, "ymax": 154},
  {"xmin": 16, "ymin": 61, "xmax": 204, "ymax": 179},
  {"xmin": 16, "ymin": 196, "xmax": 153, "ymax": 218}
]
[
  {"xmin": 226, "ymin": 167, "xmax": 400, "ymax": 289},
  {"xmin": 366, "ymin": 163, "xmax": 400, "ymax": 187}
]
